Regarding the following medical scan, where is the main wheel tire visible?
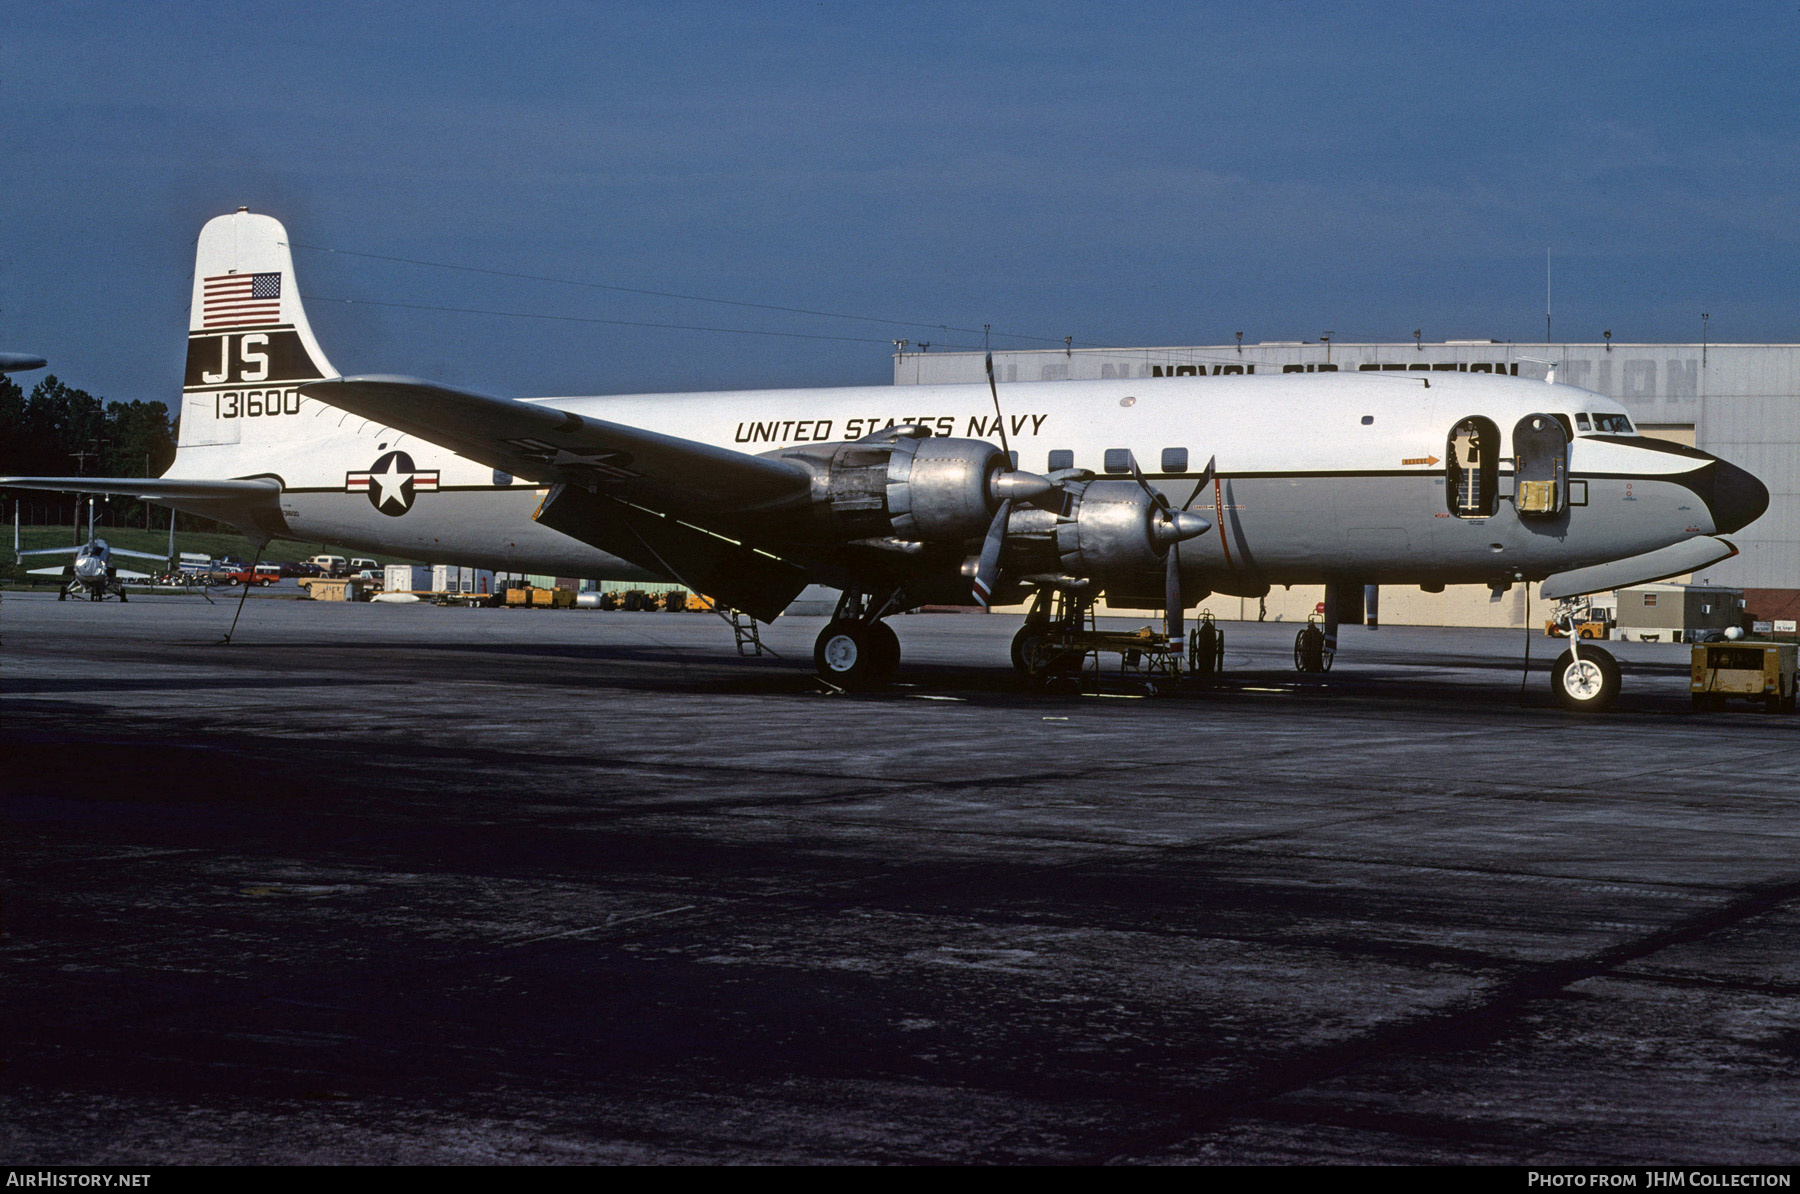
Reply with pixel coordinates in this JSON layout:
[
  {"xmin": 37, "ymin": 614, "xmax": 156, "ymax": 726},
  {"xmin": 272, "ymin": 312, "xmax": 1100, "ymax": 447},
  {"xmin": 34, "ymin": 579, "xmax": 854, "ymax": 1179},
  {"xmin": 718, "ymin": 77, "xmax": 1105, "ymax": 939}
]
[
  {"xmin": 1024, "ymin": 637, "xmax": 1082, "ymax": 681},
  {"xmin": 1551, "ymin": 647, "xmax": 1620, "ymax": 712},
  {"xmin": 1011, "ymin": 623, "xmax": 1049, "ymax": 673},
  {"xmin": 815, "ymin": 619, "xmax": 880, "ymax": 689},
  {"xmin": 865, "ymin": 621, "xmax": 901, "ymax": 682}
]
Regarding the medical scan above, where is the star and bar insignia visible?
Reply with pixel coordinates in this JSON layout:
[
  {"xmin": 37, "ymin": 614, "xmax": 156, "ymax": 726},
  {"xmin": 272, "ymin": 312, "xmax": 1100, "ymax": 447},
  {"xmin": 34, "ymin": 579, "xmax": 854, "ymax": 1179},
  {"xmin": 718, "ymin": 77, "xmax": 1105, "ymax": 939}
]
[{"xmin": 346, "ymin": 450, "xmax": 439, "ymax": 516}]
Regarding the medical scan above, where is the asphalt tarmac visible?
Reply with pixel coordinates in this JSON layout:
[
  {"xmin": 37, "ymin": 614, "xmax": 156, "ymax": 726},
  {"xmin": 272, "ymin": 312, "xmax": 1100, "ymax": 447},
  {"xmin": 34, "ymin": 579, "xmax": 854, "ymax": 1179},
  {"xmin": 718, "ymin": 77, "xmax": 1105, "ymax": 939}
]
[{"xmin": 3, "ymin": 591, "xmax": 1797, "ymax": 1165}]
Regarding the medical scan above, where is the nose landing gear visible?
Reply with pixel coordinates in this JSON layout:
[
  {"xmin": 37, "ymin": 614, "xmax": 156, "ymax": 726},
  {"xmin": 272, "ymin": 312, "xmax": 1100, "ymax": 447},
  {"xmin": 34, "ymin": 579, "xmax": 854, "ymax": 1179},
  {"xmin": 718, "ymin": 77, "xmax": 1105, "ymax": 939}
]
[{"xmin": 1551, "ymin": 645, "xmax": 1620, "ymax": 711}]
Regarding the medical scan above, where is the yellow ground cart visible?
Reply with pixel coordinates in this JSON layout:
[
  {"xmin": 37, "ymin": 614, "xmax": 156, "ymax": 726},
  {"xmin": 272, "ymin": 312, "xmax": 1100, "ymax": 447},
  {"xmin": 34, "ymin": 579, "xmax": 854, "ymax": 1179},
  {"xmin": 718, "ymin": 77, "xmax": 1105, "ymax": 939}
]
[{"xmin": 1690, "ymin": 641, "xmax": 1797, "ymax": 712}]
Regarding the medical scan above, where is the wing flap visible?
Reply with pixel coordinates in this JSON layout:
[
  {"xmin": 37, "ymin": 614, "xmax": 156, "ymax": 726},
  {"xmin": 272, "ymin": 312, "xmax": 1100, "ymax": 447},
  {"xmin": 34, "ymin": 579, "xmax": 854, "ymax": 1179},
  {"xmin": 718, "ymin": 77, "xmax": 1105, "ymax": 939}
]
[
  {"xmin": 533, "ymin": 484, "xmax": 808, "ymax": 622},
  {"xmin": 300, "ymin": 376, "xmax": 812, "ymax": 519}
]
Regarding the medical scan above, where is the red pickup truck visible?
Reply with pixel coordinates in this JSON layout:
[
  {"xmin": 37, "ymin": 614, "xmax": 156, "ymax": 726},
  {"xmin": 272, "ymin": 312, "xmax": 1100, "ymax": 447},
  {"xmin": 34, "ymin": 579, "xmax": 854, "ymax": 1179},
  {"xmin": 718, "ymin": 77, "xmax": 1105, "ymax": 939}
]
[{"xmin": 222, "ymin": 564, "xmax": 282, "ymax": 587}]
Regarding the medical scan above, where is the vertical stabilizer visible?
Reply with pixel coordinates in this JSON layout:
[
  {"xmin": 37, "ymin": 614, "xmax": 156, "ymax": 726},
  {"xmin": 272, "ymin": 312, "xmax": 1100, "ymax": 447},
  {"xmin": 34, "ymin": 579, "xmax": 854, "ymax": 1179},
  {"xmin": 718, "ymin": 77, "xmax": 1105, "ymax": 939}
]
[{"xmin": 178, "ymin": 209, "xmax": 339, "ymax": 449}]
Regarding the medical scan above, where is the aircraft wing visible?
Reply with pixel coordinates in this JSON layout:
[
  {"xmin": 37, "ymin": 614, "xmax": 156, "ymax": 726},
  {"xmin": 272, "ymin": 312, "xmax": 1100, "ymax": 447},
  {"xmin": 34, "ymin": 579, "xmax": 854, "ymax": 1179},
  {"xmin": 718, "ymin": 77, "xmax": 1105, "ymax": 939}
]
[
  {"xmin": 1541, "ymin": 535, "xmax": 1740, "ymax": 600},
  {"xmin": 301, "ymin": 376, "xmax": 818, "ymax": 620},
  {"xmin": 300, "ymin": 376, "xmax": 812, "ymax": 518},
  {"xmin": 0, "ymin": 476, "xmax": 288, "ymax": 544}
]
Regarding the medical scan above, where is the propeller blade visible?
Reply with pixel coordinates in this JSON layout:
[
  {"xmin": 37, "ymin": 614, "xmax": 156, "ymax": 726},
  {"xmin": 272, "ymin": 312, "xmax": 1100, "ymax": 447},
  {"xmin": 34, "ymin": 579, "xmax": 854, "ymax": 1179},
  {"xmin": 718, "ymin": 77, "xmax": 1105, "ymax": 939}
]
[
  {"xmin": 971, "ymin": 497, "xmax": 1012, "ymax": 608},
  {"xmin": 1180, "ymin": 455, "xmax": 1217, "ymax": 510},
  {"xmin": 984, "ymin": 352, "xmax": 1011, "ymax": 459},
  {"xmin": 1165, "ymin": 539, "xmax": 1184, "ymax": 653},
  {"xmin": 1127, "ymin": 452, "xmax": 1172, "ymax": 511}
]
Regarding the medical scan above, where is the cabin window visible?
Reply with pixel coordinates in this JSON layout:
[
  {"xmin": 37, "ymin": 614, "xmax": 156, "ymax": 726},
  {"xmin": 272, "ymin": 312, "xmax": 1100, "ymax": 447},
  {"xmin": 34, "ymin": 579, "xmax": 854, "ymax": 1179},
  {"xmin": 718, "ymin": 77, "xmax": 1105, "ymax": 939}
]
[
  {"xmin": 1360, "ymin": 415, "xmax": 1374, "ymax": 425},
  {"xmin": 1575, "ymin": 413, "xmax": 1592, "ymax": 431},
  {"xmin": 1592, "ymin": 412, "xmax": 1634, "ymax": 433},
  {"xmin": 1161, "ymin": 447, "xmax": 1188, "ymax": 472},
  {"xmin": 1446, "ymin": 416, "xmax": 1500, "ymax": 518},
  {"xmin": 1103, "ymin": 448, "xmax": 1133, "ymax": 474},
  {"xmin": 1047, "ymin": 449, "xmax": 1074, "ymax": 471},
  {"xmin": 493, "ymin": 470, "xmax": 513, "ymax": 486}
]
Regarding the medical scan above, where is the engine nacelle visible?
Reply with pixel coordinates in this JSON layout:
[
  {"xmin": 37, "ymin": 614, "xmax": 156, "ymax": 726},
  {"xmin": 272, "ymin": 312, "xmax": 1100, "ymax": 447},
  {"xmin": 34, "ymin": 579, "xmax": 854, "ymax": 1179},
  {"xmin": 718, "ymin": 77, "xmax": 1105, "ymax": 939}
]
[
  {"xmin": 1053, "ymin": 479, "xmax": 1168, "ymax": 575},
  {"xmin": 776, "ymin": 435, "xmax": 1007, "ymax": 544},
  {"xmin": 991, "ymin": 478, "xmax": 1213, "ymax": 585}
]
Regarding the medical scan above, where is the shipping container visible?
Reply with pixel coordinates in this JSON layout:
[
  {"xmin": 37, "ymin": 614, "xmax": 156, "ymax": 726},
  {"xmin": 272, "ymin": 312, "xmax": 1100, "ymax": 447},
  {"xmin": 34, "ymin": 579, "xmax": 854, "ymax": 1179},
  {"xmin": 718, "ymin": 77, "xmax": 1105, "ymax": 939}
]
[{"xmin": 385, "ymin": 564, "xmax": 432, "ymax": 593}]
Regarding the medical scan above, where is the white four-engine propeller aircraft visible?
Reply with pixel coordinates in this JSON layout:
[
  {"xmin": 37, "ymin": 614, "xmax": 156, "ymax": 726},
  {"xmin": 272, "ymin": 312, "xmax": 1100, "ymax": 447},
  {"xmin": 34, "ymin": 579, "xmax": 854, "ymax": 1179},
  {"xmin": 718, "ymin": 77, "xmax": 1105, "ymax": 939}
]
[{"xmin": 1, "ymin": 210, "xmax": 1771, "ymax": 709}]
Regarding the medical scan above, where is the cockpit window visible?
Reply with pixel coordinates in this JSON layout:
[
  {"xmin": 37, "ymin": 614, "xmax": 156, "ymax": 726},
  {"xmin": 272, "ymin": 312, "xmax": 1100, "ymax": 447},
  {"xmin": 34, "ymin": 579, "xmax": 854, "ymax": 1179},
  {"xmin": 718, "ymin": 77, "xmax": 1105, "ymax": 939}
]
[
  {"xmin": 1574, "ymin": 413, "xmax": 1591, "ymax": 431},
  {"xmin": 1591, "ymin": 412, "xmax": 1634, "ymax": 434}
]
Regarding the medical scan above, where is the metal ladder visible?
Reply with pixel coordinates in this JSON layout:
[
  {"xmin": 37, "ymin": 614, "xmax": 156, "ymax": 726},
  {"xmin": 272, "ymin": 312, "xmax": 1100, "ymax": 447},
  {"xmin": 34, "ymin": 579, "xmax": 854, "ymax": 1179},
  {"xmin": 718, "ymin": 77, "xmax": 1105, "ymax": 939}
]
[{"xmin": 727, "ymin": 608, "xmax": 764, "ymax": 656}]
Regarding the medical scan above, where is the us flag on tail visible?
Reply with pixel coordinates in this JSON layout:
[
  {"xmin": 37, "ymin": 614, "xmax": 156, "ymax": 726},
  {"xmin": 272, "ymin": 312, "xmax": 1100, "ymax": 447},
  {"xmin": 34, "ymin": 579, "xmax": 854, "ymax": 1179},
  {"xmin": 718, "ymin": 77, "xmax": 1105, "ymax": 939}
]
[{"xmin": 202, "ymin": 272, "xmax": 282, "ymax": 327}]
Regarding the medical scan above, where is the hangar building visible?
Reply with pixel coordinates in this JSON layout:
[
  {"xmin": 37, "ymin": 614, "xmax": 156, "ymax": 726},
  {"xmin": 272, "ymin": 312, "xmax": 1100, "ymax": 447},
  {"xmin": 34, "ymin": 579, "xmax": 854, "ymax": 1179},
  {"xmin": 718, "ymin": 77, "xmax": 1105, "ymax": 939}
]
[{"xmin": 894, "ymin": 341, "xmax": 1797, "ymax": 628}]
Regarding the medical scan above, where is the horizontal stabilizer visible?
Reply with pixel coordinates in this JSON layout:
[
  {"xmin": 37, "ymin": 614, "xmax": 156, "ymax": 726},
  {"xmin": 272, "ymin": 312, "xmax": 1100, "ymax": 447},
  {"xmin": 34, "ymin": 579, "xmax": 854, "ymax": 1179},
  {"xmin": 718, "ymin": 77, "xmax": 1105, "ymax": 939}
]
[
  {"xmin": 0, "ymin": 476, "xmax": 281, "ymax": 501},
  {"xmin": 0, "ymin": 476, "xmax": 288, "ymax": 545},
  {"xmin": 300, "ymin": 376, "xmax": 811, "ymax": 521},
  {"xmin": 1540, "ymin": 536, "xmax": 1739, "ymax": 600}
]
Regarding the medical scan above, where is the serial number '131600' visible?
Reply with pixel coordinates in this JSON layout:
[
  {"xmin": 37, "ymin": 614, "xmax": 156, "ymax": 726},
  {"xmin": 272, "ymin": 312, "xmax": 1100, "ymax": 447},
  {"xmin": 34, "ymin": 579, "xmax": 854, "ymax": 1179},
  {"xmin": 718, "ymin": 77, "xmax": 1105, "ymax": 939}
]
[{"xmin": 215, "ymin": 389, "xmax": 302, "ymax": 418}]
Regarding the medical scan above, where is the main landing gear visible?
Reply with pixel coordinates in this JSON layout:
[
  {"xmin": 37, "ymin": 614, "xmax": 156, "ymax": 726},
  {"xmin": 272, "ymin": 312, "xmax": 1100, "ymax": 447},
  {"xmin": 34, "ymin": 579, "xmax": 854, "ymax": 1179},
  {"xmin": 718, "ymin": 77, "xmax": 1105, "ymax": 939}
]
[
  {"xmin": 813, "ymin": 588, "xmax": 904, "ymax": 689},
  {"xmin": 1294, "ymin": 619, "xmax": 1333, "ymax": 673}
]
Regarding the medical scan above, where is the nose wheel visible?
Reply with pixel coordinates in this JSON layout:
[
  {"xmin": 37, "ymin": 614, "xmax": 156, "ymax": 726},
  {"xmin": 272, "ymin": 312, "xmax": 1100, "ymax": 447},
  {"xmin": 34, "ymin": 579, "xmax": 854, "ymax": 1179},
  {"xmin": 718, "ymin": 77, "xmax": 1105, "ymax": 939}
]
[{"xmin": 1551, "ymin": 646, "xmax": 1620, "ymax": 712}]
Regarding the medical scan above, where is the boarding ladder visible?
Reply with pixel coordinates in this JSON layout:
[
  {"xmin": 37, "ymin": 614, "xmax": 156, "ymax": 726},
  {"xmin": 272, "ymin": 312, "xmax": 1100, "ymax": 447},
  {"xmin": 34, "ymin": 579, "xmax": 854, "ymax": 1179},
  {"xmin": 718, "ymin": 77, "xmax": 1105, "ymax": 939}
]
[{"xmin": 727, "ymin": 608, "xmax": 765, "ymax": 657}]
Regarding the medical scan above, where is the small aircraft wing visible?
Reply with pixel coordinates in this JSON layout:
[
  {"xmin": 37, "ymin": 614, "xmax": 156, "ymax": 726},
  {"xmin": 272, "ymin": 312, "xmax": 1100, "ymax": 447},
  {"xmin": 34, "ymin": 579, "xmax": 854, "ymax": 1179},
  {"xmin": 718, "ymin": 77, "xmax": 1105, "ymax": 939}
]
[
  {"xmin": 27, "ymin": 564, "xmax": 71, "ymax": 576},
  {"xmin": 300, "ymin": 376, "xmax": 812, "ymax": 519},
  {"xmin": 15, "ymin": 543, "xmax": 165, "ymax": 564}
]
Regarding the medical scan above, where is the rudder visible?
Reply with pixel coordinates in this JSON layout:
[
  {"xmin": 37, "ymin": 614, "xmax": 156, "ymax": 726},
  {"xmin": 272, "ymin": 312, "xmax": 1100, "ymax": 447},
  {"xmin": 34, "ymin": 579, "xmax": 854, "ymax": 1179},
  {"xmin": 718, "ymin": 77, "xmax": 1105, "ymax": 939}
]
[{"xmin": 178, "ymin": 208, "xmax": 338, "ymax": 449}]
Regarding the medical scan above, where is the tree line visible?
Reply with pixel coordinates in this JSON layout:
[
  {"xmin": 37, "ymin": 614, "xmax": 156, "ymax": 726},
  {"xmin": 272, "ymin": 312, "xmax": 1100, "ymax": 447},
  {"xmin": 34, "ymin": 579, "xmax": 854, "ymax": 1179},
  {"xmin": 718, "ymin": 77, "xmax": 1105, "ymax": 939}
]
[{"xmin": 0, "ymin": 374, "xmax": 219, "ymax": 531}]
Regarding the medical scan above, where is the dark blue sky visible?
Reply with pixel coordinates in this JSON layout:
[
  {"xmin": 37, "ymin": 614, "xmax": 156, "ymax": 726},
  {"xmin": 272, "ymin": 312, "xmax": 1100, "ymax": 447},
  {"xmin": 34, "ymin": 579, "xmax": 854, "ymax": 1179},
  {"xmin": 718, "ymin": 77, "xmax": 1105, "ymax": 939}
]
[{"xmin": 5, "ymin": 1, "xmax": 1796, "ymax": 403}]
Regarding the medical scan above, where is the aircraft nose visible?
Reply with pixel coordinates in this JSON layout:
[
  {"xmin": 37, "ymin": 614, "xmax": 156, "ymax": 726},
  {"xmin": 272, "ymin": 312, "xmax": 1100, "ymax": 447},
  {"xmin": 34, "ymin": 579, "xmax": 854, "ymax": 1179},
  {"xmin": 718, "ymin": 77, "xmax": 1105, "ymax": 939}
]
[{"xmin": 1707, "ymin": 458, "xmax": 1769, "ymax": 533}]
